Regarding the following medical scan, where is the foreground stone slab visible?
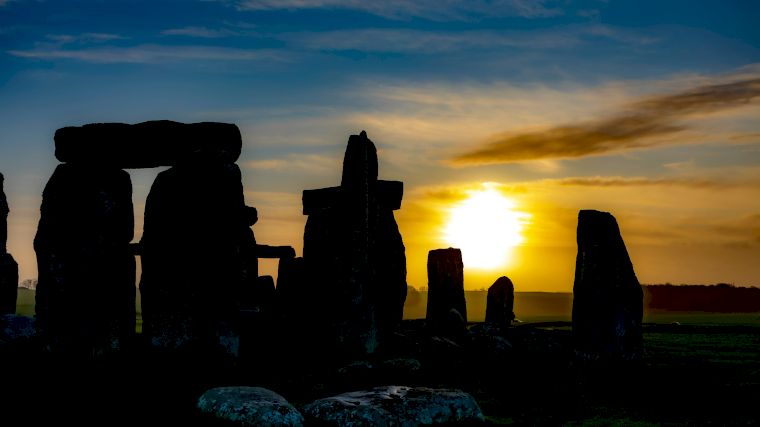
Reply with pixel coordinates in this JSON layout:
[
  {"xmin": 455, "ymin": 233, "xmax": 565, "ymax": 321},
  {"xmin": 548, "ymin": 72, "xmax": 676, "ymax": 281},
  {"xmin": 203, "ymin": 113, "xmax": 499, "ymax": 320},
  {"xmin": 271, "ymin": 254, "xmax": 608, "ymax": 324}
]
[
  {"xmin": 197, "ymin": 386, "xmax": 304, "ymax": 427},
  {"xmin": 303, "ymin": 385, "xmax": 484, "ymax": 426},
  {"xmin": 55, "ymin": 120, "xmax": 242, "ymax": 168},
  {"xmin": 572, "ymin": 209, "xmax": 643, "ymax": 361}
]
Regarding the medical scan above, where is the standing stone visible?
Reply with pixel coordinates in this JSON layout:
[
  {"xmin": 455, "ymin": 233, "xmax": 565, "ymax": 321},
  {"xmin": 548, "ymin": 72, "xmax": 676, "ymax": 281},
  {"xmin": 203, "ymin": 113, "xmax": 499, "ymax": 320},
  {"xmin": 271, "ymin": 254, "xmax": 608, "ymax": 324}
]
[
  {"xmin": 572, "ymin": 210, "xmax": 643, "ymax": 361},
  {"xmin": 426, "ymin": 248, "xmax": 467, "ymax": 333},
  {"xmin": 301, "ymin": 131, "xmax": 407, "ymax": 355},
  {"xmin": 0, "ymin": 173, "xmax": 18, "ymax": 315},
  {"xmin": 139, "ymin": 160, "xmax": 245, "ymax": 354},
  {"xmin": 485, "ymin": 276, "xmax": 515, "ymax": 326},
  {"xmin": 34, "ymin": 164, "xmax": 135, "ymax": 354}
]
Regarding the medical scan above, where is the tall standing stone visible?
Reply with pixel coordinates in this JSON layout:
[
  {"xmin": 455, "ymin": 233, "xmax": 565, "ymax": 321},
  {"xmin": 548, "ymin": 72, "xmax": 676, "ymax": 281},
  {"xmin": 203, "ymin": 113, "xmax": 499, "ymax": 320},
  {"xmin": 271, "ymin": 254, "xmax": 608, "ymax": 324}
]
[
  {"xmin": 426, "ymin": 248, "xmax": 467, "ymax": 333},
  {"xmin": 301, "ymin": 131, "xmax": 407, "ymax": 355},
  {"xmin": 572, "ymin": 210, "xmax": 643, "ymax": 361},
  {"xmin": 34, "ymin": 164, "xmax": 135, "ymax": 354},
  {"xmin": 485, "ymin": 276, "xmax": 515, "ymax": 326},
  {"xmin": 139, "ymin": 159, "xmax": 245, "ymax": 353},
  {"xmin": 0, "ymin": 173, "xmax": 19, "ymax": 315}
]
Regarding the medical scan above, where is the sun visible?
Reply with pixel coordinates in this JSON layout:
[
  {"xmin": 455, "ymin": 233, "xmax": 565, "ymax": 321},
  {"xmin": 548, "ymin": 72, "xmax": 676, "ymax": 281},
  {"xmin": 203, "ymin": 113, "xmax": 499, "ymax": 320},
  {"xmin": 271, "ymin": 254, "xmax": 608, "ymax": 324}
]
[{"xmin": 444, "ymin": 184, "xmax": 530, "ymax": 270}]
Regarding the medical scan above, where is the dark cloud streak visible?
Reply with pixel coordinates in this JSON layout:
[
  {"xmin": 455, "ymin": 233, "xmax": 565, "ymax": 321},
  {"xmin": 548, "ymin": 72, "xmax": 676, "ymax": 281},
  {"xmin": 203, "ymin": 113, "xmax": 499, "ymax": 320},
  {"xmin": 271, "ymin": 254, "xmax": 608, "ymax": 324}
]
[{"xmin": 453, "ymin": 77, "xmax": 760, "ymax": 165}]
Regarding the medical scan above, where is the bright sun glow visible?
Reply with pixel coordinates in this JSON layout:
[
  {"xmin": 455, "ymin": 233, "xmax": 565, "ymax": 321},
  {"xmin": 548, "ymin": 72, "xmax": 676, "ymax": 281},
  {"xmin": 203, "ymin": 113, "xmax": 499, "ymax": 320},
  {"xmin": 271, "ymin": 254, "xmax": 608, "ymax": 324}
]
[{"xmin": 444, "ymin": 185, "xmax": 530, "ymax": 269}]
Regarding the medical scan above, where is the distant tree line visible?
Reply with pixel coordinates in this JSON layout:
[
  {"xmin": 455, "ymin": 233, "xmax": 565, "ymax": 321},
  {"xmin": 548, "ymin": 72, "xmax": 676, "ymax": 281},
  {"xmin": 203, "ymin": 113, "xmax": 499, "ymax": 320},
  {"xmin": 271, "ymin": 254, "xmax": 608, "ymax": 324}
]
[{"xmin": 643, "ymin": 283, "xmax": 760, "ymax": 312}]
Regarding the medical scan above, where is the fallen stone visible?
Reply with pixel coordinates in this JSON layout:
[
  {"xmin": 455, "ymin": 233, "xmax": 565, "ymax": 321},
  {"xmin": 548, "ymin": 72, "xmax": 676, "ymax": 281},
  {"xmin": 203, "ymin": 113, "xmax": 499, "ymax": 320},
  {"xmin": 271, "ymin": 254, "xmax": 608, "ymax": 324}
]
[
  {"xmin": 485, "ymin": 276, "xmax": 515, "ymax": 327},
  {"xmin": 197, "ymin": 386, "xmax": 304, "ymax": 427},
  {"xmin": 55, "ymin": 120, "xmax": 242, "ymax": 168},
  {"xmin": 303, "ymin": 385, "xmax": 484, "ymax": 426},
  {"xmin": 0, "ymin": 314, "xmax": 36, "ymax": 342},
  {"xmin": 426, "ymin": 248, "xmax": 467, "ymax": 333},
  {"xmin": 572, "ymin": 209, "xmax": 643, "ymax": 361}
]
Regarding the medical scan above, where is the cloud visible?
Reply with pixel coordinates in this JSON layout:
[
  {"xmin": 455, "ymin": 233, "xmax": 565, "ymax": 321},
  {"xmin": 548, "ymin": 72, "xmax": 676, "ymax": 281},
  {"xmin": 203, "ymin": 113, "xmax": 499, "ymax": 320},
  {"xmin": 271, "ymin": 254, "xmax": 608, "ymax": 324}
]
[
  {"xmin": 453, "ymin": 76, "xmax": 760, "ymax": 165},
  {"xmin": 284, "ymin": 25, "xmax": 656, "ymax": 54},
  {"xmin": 232, "ymin": 0, "xmax": 562, "ymax": 21},
  {"xmin": 161, "ymin": 26, "xmax": 240, "ymax": 38},
  {"xmin": 7, "ymin": 44, "xmax": 283, "ymax": 63},
  {"xmin": 245, "ymin": 154, "xmax": 340, "ymax": 175},
  {"xmin": 553, "ymin": 176, "xmax": 754, "ymax": 189},
  {"xmin": 46, "ymin": 33, "xmax": 127, "ymax": 44}
]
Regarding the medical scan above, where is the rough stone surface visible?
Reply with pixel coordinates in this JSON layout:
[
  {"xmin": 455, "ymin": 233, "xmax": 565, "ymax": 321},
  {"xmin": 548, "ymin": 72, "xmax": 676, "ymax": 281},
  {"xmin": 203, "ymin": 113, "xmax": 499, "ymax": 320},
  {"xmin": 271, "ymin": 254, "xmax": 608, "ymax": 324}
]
[
  {"xmin": 572, "ymin": 209, "xmax": 643, "ymax": 361},
  {"xmin": 55, "ymin": 120, "xmax": 242, "ymax": 168},
  {"xmin": 198, "ymin": 386, "xmax": 304, "ymax": 427},
  {"xmin": 485, "ymin": 276, "xmax": 515, "ymax": 326},
  {"xmin": 303, "ymin": 385, "xmax": 485, "ymax": 426},
  {"xmin": 426, "ymin": 248, "xmax": 467, "ymax": 333},
  {"xmin": 0, "ymin": 253, "xmax": 18, "ymax": 315},
  {"xmin": 140, "ymin": 161, "xmax": 245, "ymax": 354},
  {"xmin": 0, "ymin": 173, "xmax": 17, "ymax": 315},
  {"xmin": 34, "ymin": 164, "xmax": 135, "ymax": 355},
  {"xmin": 1, "ymin": 172, "xmax": 7, "ymax": 254},
  {"xmin": 301, "ymin": 131, "xmax": 407, "ymax": 355},
  {"xmin": 0, "ymin": 314, "xmax": 36, "ymax": 344}
]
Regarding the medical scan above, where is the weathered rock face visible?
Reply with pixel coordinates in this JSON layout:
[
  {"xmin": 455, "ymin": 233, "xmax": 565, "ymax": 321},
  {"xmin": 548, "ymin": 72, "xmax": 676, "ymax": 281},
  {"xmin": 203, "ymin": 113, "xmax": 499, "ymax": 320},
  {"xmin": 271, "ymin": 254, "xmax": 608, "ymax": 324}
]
[
  {"xmin": 0, "ymin": 254, "xmax": 18, "ymax": 315},
  {"xmin": 0, "ymin": 173, "xmax": 18, "ymax": 315},
  {"xmin": 34, "ymin": 164, "xmax": 135, "ymax": 354},
  {"xmin": 485, "ymin": 276, "xmax": 515, "ymax": 326},
  {"xmin": 301, "ymin": 131, "xmax": 407, "ymax": 355},
  {"xmin": 197, "ymin": 386, "xmax": 304, "ymax": 427},
  {"xmin": 572, "ymin": 209, "xmax": 643, "ymax": 361},
  {"xmin": 303, "ymin": 385, "xmax": 485, "ymax": 426},
  {"xmin": 139, "ymin": 161, "xmax": 245, "ymax": 353},
  {"xmin": 55, "ymin": 120, "xmax": 242, "ymax": 168},
  {"xmin": 1, "ymin": 172, "xmax": 7, "ymax": 255},
  {"xmin": 426, "ymin": 248, "xmax": 467, "ymax": 333}
]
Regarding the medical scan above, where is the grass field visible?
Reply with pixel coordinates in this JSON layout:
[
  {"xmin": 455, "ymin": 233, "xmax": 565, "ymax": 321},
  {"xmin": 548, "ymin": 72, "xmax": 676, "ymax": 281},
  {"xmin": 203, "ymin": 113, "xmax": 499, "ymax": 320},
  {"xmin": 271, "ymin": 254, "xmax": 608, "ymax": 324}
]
[{"xmin": 8, "ymin": 287, "xmax": 760, "ymax": 425}]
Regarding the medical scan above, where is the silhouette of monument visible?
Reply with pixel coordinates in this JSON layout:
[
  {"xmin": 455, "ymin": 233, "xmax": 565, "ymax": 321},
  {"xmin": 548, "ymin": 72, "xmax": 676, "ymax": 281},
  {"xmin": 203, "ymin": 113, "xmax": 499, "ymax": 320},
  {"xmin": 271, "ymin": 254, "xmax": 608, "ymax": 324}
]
[
  {"xmin": 0, "ymin": 173, "xmax": 19, "ymax": 315},
  {"xmin": 485, "ymin": 276, "xmax": 515, "ymax": 326},
  {"xmin": 34, "ymin": 120, "xmax": 294, "ymax": 357},
  {"xmin": 572, "ymin": 210, "xmax": 643, "ymax": 361},
  {"xmin": 426, "ymin": 248, "xmax": 467, "ymax": 334},
  {"xmin": 300, "ymin": 131, "xmax": 407, "ymax": 355}
]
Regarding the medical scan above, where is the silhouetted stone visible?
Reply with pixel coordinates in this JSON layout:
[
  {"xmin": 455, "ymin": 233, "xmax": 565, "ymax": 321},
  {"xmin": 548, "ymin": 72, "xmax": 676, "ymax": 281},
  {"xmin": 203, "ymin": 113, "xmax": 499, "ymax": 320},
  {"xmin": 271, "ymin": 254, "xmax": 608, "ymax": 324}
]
[
  {"xmin": 1, "ymin": 172, "xmax": 7, "ymax": 254},
  {"xmin": 303, "ymin": 385, "xmax": 484, "ymax": 426},
  {"xmin": 0, "ymin": 174, "xmax": 18, "ymax": 315},
  {"xmin": 426, "ymin": 248, "xmax": 466, "ymax": 333},
  {"xmin": 0, "ymin": 254, "xmax": 18, "ymax": 315},
  {"xmin": 572, "ymin": 209, "xmax": 643, "ymax": 361},
  {"xmin": 55, "ymin": 120, "xmax": 242, "ymax": 168},
  {"xmin": 34, "ymin": 164, "xmax": 135, "ymax": 355},
  {"xmin": 301, "ymin": 131, "xmax": 407, "ymax": 355},
  {"xmin": 198, "ymin": 386, "xmax": 304, "ymax": 427},
  {"xmin": 485, "ymin": 276, "xmax": 515, "ymax": 326},
  {"xmin": 139, "ymin": 161, "xmax": 245, "ymax": 354}
]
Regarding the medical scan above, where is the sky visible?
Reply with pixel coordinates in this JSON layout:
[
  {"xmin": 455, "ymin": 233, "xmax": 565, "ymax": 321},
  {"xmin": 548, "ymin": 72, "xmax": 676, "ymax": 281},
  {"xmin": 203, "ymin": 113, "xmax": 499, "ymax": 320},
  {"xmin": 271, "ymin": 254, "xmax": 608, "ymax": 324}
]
[{"xmin": 1, "ymin": 0, "xmax": 759, "ymax": 291}]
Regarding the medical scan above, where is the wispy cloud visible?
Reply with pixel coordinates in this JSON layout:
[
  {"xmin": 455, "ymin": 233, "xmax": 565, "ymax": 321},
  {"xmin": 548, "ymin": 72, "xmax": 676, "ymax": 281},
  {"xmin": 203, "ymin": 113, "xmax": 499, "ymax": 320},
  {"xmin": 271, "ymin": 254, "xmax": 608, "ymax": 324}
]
[
  {"xmin": 245, "ymin": 153, "xmax": 340, "ymax": 175},
  {"xmin": 284, "ymin": 25, "xmax": 655, "ymax": 54},
  {"xmin": 46, "ymin": 33, "xmax": 127, "ymax": 44},
  {"xmin": 553, "ymin": 176, "xmax": 756, "ymax": 189},
  {"xmin": 232, "ymin": 0, "xmax": 562, "ymax": 21},
  {"xmin": 453, "ymin": 75, "xmax": 760, "ymax": 165},
  {"xmin": 161, "ymin": 26, "xmax": 240, "ymax": 38},
  {"xmin": 8, "ymin": 44, "xmax": 283, "ymax": 63}
]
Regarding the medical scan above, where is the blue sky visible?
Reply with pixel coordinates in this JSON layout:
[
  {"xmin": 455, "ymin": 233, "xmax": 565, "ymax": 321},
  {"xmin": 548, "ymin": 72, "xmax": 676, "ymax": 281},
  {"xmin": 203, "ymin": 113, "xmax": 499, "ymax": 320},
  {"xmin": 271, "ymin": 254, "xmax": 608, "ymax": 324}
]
[{"xmin": 1, "ymin": 0, "xmax": 759, "ymax": 289}]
